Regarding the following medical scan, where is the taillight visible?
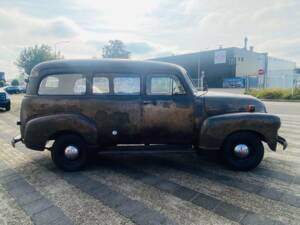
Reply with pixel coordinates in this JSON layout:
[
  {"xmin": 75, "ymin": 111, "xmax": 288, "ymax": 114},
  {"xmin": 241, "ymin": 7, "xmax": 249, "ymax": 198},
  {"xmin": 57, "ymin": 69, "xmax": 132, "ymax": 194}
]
[{"xmin": 247, "ymin": 105, "xmax": 255, "ymax": 112}]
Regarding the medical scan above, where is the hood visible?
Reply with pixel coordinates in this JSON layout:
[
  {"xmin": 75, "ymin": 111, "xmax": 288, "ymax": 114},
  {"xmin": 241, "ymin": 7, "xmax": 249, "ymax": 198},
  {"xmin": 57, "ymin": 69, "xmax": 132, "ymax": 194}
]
[{"xmin": 202, "ymin": 91, "xmax": 266, "ymax": 116}]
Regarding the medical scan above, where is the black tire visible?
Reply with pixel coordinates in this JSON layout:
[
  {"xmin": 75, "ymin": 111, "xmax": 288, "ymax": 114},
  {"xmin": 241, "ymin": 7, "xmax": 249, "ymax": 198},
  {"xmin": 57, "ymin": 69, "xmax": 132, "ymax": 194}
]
[
  {"xmin": 222, "ymin": 132, "xmax": 264, "ymax": 171},
  {"xmin": 5, "ymin": 104, "xmax": 10, "ymax": 111},
  {"xmin": 51, "ymin": 134, "xmax": 88, "ymax": 172}
]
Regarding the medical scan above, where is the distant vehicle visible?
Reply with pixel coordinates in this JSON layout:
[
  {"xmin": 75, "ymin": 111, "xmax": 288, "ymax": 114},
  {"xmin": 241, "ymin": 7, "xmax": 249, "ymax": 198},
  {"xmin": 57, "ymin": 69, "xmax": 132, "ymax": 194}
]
[
  {"xmin": 4, "ymin": 85, "xmax": 22, "ymax": 94},
  {"xmin": 0, "ymin": 89, "xmax": 11, "ymax": 111},
  {"xmin": 12, "ymin": 59, "xmax": 287, "ymax": 172},
  {"xmin": 18, "ymin": 85, "xmax": 26, "ymax": 93},
  {"xmin": 223, "ymin": 78, "xmax": 245, "ymax": 88}
]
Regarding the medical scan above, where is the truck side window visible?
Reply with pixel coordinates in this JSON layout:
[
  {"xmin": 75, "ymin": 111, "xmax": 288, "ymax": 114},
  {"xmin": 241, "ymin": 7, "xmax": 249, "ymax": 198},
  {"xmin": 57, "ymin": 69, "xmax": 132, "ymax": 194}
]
[
  {"xmin": 147, "ymin": 75, "xmax": 186, "ymax": 95},
  {"xmin": 38, "ymin": 74, "xmax": 86, "ymax": 95},
  {"xmin": 93, "ymin": 77, "xmax": 109, "ymax": 94},
  {"xmin": 113, "ymin": 76, "xmax": 140, "ymax": 95}
]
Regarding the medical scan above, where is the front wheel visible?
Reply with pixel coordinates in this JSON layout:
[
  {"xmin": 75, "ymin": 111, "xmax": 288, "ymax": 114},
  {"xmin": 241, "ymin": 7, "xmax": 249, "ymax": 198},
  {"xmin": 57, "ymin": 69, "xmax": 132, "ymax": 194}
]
[
  {"xmin": 51, "ymin": 134, "xmax": 88, "ymax": 171},
  {"xmin": 222, "ymin": 132, "xmax": 264, "ymax": 171}
]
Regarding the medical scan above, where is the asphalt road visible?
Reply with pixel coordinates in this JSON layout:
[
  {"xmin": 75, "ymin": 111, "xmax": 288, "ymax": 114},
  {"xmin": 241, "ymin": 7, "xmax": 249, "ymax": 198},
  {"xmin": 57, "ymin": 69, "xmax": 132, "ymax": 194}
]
[{"xmin": 0, "ymin": 102, "xmax": 300, "ymax": 225}]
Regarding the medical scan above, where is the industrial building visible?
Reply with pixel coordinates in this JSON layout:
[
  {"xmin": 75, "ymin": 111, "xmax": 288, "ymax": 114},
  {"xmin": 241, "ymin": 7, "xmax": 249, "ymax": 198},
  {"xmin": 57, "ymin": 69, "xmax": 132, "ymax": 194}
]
[{"xmin": 151, "ymin": 38, "xmax": 297, "ymax": 89}]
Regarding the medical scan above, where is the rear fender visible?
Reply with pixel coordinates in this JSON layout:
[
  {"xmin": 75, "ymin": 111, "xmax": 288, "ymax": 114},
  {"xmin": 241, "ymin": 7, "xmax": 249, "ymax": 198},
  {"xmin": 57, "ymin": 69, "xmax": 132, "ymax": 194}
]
[
  {"xmin": 199, "ymin": 113, "xmax": 281, "ymax": 151},
  {"xmin": 24, "ymin": 113, "xmax": 98, "ymax": 150}
]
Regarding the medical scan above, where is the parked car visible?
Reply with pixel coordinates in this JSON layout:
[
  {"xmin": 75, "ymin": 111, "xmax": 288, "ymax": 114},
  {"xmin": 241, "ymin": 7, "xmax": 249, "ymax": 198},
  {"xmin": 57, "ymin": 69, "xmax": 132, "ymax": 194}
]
[
  {"xmin": 0, "ymin": 89, "xmax": 11, "ymax": 111},
  {"xmin": 12, "ymin": 59, "xmax": 287, "ymax": 171},
  {"xmin": 4, "ymin": 85, "xmax": 21, "ymax": 94}
]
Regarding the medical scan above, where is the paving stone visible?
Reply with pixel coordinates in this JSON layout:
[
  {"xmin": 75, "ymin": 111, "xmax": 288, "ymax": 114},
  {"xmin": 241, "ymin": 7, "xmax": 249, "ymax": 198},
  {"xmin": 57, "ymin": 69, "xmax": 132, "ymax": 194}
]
[
  {"xmin": 6, "ymin": 182, "xmax": 36, "ymax": 198},
  {"xmin": 280, "ymin": 193, "xmax": 300, "ymax": 208},
  {"xmin": 213, "ymin": 202, "xmax": 248, "ymax": 222},
  {"xmin": 191, "ymin": 193, "xmax": 221, "ymax": 210},
  {"xmin": 258, "ymin": 188, "xmax": 283, "ymax": 201},
  {"xmin": 76, "ymin": 178, "xmax": 100, "ymax": 193},
  {"xmin": 15, "ymin": 190, "xmax": 43, "ymax": 206},
  {"xmin": 172, "ymin": 186, "xmax": 198, "ymax": 201},
  {"xmin": 49, "ymin": 216, "xmax": 74, "ymax": 225},
  {"xmin": 22, "ymin": 198, "xmax": 53, "ymax": 216},
  {"xmin": 241, "ymin": 213, "xmax": 282, "ymax": 225},
  {"xmin": 154, "ymin": 180, "xmax": 181, "ymax": 194},
  {"xmin": 116, "ymin": 199, "xmax": 147, "ymax": 218},
  {"xmin": 100, "ymin": 191, "xmax": 129, "ymax": 208},
  {"xmin": 132, "ymin": 208, "xmax": 177, "ymax": 225},
  {"xmin": 32, "ymin": 206, "xmax": 66, "ymax": 225},
  {"xmin": 88, "ymin": 185, "xmax": 112, "ymax": 199},
  {"xmin": 139, "ymin": 175, "xmax": 161, "ymax": 186},
  {"xmin": 0, "ymin": 173, "xmax": 22, "ymax": 185},
  {"xmin": 0, "ymin": 168, "xmax": 15, "ymax": 178}
]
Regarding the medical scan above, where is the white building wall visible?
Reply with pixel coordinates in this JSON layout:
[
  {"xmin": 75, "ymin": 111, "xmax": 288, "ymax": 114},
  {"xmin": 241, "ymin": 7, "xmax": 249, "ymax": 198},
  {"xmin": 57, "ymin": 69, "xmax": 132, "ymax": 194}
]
[{"xmin": 267, "ymin": 57, "xmax": 296, "ymax": 89}]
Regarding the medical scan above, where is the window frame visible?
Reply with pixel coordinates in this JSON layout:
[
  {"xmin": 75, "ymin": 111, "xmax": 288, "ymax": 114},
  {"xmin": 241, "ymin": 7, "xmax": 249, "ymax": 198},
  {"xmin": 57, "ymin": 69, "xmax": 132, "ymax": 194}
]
[
  {"xmin": 38, "ymin": 73, "xmax": 87, "ymax": 96},
  {"xmin": 112, "ymin": 74, "xmax": 141, "ymax": 96},
  {"xmin": 146, "ymin": 74, "xmax": 187, "ymax": 96}
]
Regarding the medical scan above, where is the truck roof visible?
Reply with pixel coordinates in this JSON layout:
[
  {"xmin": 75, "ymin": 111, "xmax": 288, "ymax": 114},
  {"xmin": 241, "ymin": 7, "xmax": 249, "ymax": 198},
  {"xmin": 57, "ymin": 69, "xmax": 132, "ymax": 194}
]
[{"xmin": 31, "ymin": 59, "xmax": 185, "ymax": 77}]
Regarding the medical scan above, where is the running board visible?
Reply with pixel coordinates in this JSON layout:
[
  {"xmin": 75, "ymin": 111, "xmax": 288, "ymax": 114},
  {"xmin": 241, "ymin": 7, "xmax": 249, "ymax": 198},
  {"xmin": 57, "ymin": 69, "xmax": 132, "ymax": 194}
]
[{"xmin": 97, "ymin": 145, "xmax": 194, "ymax": 155}]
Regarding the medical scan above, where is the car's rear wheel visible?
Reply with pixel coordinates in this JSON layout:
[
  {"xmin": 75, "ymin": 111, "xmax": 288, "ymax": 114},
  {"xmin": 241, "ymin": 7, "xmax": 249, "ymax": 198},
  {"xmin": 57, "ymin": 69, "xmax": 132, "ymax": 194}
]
[
  {"xmin": 51, "ymin": 134, "xmax": 88, "ymax": 172},
  {"xmin": 222, "ymin": 132, "xmax": 264, "ymax": 171}
]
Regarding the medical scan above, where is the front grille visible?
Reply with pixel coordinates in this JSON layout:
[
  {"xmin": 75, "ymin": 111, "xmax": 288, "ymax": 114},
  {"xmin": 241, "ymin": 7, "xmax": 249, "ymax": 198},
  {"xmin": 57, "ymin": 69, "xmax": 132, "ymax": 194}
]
[{"xmin": 0, "ymin": 93, "xmax": 6, "ymax": 101}]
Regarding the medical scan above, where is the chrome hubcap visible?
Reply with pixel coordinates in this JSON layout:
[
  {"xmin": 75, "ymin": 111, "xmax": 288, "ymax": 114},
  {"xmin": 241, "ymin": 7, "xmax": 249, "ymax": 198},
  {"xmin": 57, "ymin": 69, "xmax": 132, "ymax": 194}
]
[
  {"xmin": 234, "ymin": 144, "xmax": 250, "ymax": 158},
  {"xmin": 64, "ymin": 145, "xmax": 79, "ymax": 160}
]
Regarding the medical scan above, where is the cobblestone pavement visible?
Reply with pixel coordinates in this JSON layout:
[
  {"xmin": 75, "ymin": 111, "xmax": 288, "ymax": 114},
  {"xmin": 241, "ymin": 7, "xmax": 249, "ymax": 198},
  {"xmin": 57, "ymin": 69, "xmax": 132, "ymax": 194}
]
[{"xmin": 0, "ymin": 111, "xmax": 300, "ymax": 225}]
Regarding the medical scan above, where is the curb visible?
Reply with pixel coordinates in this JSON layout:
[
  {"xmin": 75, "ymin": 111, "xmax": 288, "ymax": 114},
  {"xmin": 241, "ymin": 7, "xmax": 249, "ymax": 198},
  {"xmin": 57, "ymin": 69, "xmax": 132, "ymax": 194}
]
[{"xmin": 261, "ymin": 99, "xmax": 300, "ymax": 103}]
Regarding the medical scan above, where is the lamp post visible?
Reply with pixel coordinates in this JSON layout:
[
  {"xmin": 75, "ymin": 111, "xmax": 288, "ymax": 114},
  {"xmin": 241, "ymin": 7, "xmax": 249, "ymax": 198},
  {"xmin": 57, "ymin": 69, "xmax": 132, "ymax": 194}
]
[{"xmin": 54, "ymin": 41, "xmax": 70, "ymax": 58}]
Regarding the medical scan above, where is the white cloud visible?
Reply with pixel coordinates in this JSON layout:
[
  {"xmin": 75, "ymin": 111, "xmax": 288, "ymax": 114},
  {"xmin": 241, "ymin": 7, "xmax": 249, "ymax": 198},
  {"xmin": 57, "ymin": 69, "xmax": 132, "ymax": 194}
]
[{"xmin": 0, "ymin": 0, "xmax": 299, "ymax": 80}]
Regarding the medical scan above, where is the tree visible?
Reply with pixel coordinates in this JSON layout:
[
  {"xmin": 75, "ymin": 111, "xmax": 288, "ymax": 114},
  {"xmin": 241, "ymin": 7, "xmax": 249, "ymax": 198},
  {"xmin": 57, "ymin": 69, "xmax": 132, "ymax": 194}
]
[
  {"xmin": 15, "ymin": 44, "xmax": 57, "ymax": 76},
  {"xmin": 102, "ymin": 40, "xmax": 130, "ymax": 59},
  {"xmin": 0, "ymin": 80, "xmax": 5, "ymax": 87},
  {"xmin": 11, "ymin": 79, "xmax": 19, "ymax": 86}
]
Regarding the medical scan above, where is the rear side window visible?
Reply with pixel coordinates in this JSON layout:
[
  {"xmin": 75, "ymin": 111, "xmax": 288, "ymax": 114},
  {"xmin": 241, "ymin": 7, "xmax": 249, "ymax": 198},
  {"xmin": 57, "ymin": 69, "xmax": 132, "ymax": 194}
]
[
  {"xmin": 93, "ymin": 77, "xmax": 109, "ymax": 94},
  {"xmin": 38, "ymin": 74, "xmax": 86, "ymax": 95},
  {"xmin": 113, "ymin": 76, "xmax": 140, "ymax": 95}
]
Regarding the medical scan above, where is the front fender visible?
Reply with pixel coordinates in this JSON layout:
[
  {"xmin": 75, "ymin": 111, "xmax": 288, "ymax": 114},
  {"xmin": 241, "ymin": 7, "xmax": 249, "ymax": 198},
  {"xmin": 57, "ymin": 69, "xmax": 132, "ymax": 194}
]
[
  {"xmin": 24, "ymin": 113, "xmax": 98, "ymax": 150},
  {"xmin": 199, "ymin": 113, "xmax": 281, "ymax": 151}
]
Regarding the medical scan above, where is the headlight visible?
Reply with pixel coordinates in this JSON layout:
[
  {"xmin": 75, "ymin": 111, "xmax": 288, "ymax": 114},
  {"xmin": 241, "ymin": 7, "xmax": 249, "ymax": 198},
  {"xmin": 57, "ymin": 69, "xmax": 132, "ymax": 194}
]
[{"xmin": 5, "ymin": 92, "xmax": 10, "ymax": 100}]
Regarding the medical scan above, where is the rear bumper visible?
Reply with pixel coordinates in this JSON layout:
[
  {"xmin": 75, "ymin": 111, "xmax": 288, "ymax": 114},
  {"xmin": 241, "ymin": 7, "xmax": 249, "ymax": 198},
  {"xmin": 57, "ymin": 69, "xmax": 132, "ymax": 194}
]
[{"xmin": 277, "ymin": 135, "xmax": 288, "ymax": 150}]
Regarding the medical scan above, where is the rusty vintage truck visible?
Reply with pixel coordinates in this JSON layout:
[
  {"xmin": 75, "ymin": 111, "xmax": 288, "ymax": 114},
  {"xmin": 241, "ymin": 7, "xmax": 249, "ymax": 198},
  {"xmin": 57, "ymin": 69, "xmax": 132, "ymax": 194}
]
[{"xmin": 12, "ymin": 59, "xmax": 287, "ymax": 171}]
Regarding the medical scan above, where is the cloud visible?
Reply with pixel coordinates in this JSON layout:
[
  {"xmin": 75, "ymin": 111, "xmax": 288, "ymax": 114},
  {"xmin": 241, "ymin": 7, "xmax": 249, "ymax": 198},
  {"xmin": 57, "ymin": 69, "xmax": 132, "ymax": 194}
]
[{"xmin": 0, "ymin": 0, "xmax": 299, "ymax": 79}]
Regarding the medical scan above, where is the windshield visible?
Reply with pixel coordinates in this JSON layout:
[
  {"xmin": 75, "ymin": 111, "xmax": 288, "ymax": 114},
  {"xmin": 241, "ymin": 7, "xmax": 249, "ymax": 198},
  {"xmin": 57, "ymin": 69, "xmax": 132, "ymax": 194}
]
[{"xmin": 182, "ymin": 70, "xmax": 201, "ymax": 94}]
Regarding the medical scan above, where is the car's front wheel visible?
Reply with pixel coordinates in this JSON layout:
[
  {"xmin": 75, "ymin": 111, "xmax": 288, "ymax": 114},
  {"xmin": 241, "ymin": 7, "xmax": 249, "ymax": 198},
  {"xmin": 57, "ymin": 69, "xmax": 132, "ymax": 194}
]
[
  {"xmin": 222, "ymin": 132, "xmax": 264, "ymax": 171},
  {"xmin": 51, "ymin": 134, "xmax": 88, "ymax": 171}
]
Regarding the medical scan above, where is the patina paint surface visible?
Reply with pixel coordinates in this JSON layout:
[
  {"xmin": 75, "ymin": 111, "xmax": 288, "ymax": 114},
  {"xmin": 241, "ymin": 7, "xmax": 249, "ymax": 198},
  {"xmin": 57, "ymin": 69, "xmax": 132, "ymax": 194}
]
[{"xmin": 19, "ymin": 59, "xmax": 283, "ymax": 151}]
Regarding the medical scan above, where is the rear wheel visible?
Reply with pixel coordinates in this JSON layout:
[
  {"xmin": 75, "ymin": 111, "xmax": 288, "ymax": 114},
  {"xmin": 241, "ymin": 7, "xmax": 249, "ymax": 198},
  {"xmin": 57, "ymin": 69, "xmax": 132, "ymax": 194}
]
[
  {"xmin": 222, "ymin": 132, "xmax": 264, "ymax": 171},
  {"xmin": 51, "ymin": 134, "xmax": 88, "ymax": 171}
]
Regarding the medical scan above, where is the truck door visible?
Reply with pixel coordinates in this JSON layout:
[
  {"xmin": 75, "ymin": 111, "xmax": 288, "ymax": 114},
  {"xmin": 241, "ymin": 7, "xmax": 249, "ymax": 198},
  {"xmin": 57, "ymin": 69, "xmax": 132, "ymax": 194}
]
[{"xmin": 142, "ymin": 74, "xmax": 194, "ymax": 144}]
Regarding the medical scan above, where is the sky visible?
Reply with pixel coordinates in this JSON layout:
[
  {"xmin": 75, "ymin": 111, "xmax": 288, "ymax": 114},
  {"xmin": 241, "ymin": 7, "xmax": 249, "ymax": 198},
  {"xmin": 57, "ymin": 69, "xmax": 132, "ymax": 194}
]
[{"xmin": 0, "ymin": 0, "xmax": 299, "ymax": 79}]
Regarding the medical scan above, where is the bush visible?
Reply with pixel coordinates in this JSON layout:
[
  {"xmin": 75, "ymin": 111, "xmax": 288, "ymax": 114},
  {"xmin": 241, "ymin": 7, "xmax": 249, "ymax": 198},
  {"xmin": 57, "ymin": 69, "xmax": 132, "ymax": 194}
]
[
  {"xmin": 11, "ymin": 79, "xmax": 19, "ymax": 86},
  {"xmin": 0, "ymin": 80, "xmax": 5, "ymax": 87},
  {"xmin": 245, "ymin": 88, "xmax": 300, "ymax": 100}
]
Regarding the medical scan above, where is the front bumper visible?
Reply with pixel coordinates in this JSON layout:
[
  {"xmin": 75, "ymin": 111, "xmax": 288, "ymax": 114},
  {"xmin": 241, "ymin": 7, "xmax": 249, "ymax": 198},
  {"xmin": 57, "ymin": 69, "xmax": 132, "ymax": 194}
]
[
  {"xmin": 11, "ymin": 135, "xmax": 22, "ymax": 148},
  {"xmin": 277, "ymin": 135, "xmax": 287, "ymax": 150}
]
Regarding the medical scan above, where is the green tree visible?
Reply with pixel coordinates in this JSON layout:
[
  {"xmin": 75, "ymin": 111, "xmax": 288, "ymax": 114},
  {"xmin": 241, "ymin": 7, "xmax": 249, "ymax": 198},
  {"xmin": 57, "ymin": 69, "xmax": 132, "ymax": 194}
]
[
  {"xmin": 15, "ymin": 44, "xmax": 58, "ymax": 76},
  {"xmin": 0, "ymin": 80, "xmax": 5, "ymax": 87},
  {"xmin": 102, "ymin": 40, "xmax": 130, "ymax": 59},
  {"xmin": 11, "ymin": 79, "xmax": 19, "ymax": 86}
]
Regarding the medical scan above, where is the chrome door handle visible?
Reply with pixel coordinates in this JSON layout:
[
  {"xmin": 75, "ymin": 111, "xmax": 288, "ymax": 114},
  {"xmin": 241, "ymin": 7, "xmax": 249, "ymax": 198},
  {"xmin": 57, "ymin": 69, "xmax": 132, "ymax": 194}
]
[{"xmin": 143, "ymin": 100, "xmax": 153, "ymax": 105}]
